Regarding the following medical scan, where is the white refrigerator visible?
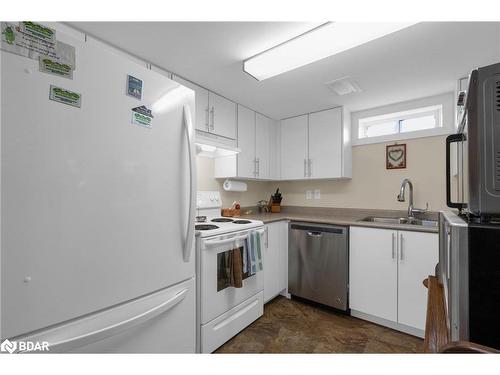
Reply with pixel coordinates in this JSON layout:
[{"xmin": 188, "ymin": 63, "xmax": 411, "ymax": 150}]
[{"xmin": 0, "ymin": 26, "xmax": 197, "ymax": 353}]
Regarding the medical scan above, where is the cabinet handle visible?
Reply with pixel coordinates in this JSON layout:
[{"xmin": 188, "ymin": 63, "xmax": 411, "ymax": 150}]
[
  {"xmin": 399, "ymin": 233, "xmax": 404, "ymax": 260},
  {"xmin": 308, "ymin": 159, "xmax": 312, "ymax": 177},
  {"xmin": 257, "ymin": 158, "xmax": 260, "ymax": 177},
  {"xmin": 205, "ymin": 107, "xmax": 209, "ymax": 131},
  {"xmin": 265, "ymin": 227, "xmax": 269, "ymax": 248},
  {"xmin": 210, "ymin": 106, "xmax": 214, "ymax": 131},
  {"xmin": 253, "ymin": 158, "xmax": 258, "ymax": 177},
  {"xmin": 392, "ymin": 233, "xmax": 396, "ymax": 259},
  {"xmin": 304, "ymin": 159, "xmax": 307, "ymax": 177}
]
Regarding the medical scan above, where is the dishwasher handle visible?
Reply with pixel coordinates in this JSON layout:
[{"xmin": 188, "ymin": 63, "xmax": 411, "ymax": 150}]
[
  {"xmin": 307, "ymin": 231, "xmax": 323, "ymax": 237},
  {"xmin": 290, "ymin": 223, "xmax": 346, "ymax": 235}
]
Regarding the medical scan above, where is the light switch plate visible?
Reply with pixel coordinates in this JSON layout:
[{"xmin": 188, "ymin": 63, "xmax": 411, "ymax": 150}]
[
  {"xmin": 314, "ymin": 189, "xmax": 321, "ymax": 199},
  {"xmin": 306, "ymin": 190, "xmax": 312, "ymax": 200}
]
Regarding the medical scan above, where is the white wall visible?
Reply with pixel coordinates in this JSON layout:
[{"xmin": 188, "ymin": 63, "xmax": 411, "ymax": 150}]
[
  {"xmin": 277, "ymin": 135, "xmax": 447, "ymax": 211},
  {"xmin": 196, "ymin": 156, "xmax": 273, "ymax": 208}
]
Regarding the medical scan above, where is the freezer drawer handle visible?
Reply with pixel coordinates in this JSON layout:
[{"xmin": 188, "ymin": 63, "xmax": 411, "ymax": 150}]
[{"xmin": 20, "ymin": 288, "xmax": 189, "ymax": 353}]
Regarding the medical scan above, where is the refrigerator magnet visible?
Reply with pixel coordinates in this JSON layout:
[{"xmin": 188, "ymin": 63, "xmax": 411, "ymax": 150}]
[
  {"xmin": 49, "ymin": 85, "xmax": 81, "ymax": 108},
  {"xmin": 131, "ymin": 105, "xmax": 153, "ymax": 128},
  {"xmin": 127, "ymin": 75, "xmax": 143, "ymax": 100}
]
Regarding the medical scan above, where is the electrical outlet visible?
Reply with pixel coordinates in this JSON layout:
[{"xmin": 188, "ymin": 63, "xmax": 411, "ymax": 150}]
[
  {"xmin": 305, "ymin": 190, "xmax": 313, "ymax": 200},
  {"xmin": 314, "ymin": 189, "xmax": 321, "ymax": 199}
]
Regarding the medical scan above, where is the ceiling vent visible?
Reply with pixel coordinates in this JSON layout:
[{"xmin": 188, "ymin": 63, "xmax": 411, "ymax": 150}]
[{"xmin": 325, "ymin": 76, "xmax": 362, "ymax": 96}]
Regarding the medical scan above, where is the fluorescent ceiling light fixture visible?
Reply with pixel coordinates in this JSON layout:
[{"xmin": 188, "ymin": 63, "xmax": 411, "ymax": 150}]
[{"xmin": 243, "ymin": 22, "xmax": 417, "ymax": 81}]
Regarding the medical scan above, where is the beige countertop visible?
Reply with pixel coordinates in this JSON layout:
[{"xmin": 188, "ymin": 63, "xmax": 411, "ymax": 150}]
[{"xmin": 239, "ymin": 206, "xmax": 439, "ymax": 233}]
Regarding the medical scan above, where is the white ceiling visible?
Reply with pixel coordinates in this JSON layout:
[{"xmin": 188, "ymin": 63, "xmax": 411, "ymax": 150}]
[{"xmin": 68, "ymin": 22, "xmax": 500, "ymax": 119}]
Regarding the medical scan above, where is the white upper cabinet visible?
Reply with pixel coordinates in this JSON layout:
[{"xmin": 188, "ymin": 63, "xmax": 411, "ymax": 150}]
[
  {"xmin": 172, "ymin": 75, "xmax": 209, "ymax": 132},
  {"xmin": 216, "ymin": 106, "xmax": 276, "ymax": 180},
  {"xmin": 237, "ymin": 105, "xmax": 256, "ymax": 178},
  {"xmin": 172, "ymin": 75, "xmax": 236, "ymax": 139},
  {"xmin": 255, "ymin": 113, "xmax": 271, "ymax": 180},
  {"xmin": 308, "ymin": 107, "xmax": 343, "ymax": 179},
  {"xmin": 280, "ymin": 107, "xmax": 350, "ymax": 181},
  {"xmin": 269, "ymin": 120, "xmax": 280, "ymax": 180},
  {"xmin": 280, "ymin": 115, "xmax": 309, "ymax": 180},
  {"xmin": 208, "ymin": 92, "xmax": 237, "ymax": 140}
]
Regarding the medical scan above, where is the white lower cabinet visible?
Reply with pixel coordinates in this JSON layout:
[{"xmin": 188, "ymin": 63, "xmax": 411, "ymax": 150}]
[
  {"xmin": 263, "ymin": 221, "xmax": 288, "ymax": 303},
  {"xmin": 349, "ymin": 226, "xmax": 438, "ymax": 336},
  {"xmin": 397, "ymin": 230, "xmax": 439, "ymax": 330},
  {"xmin": 349, "ymin": 227, "xmax": 398, "ymax": 322}
]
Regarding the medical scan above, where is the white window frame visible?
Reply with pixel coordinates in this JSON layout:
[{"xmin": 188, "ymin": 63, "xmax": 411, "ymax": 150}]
[{"xmin": 351, "ymin": 92, "xmax": 454, "ymax": 146}]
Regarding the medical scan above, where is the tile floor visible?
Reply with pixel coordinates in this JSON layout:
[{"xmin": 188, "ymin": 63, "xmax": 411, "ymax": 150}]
[{"xmin": 216, "ymin": 296, "xmax": 423, "ymax": 353}]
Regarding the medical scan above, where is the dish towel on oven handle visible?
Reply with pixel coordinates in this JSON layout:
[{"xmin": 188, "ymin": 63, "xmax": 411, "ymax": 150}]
[
  {"xmin": 245, "ymin": 230, "xmax": 264, "ymax": 276},
  {"xmin": 229, "ymin": 248, "xmax": 243, "ymax": 288}
]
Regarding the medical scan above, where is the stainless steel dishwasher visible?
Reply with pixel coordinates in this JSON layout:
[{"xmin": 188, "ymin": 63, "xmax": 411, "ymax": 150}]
[{"xmin": 288, "ymin": 222, "xmax": 348, "ymax": 311}]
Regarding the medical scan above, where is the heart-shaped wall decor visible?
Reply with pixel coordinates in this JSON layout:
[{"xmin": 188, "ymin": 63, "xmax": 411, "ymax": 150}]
[
  {"xmin": 389, "ymin": 149, "xmax": 404, "ymax": 162},
  {"xmin": 386, "ymin": 144, "xmax": 406, "ymax": 169}
]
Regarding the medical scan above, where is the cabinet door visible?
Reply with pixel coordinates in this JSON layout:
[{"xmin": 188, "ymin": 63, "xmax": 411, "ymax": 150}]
[
  {"xmin": 349, "ymin": 227, "xmax": 398, "ymax": 322},
  {"xmin": 264, "ymin": 221, "xmax": 288, "ymax": 303},
  {"xmin": 397, "ymin": 231, "xmax": 439, "ymax": 330},
  {"xmin": 209, "ymin": 92, "xmax": 237, "ymax": 140},
  {"xmin": 278, "ymin": 221, "xmax": 288, "ymax": 294},
  {"xmin": 255, "ymin": 113, "xmax": 271, "ymax": 179},
  {"xmin": 280, "ymin": 115, "xmax": 308, "ymax": 180},
  {"xmin": 308, "ymin": 107, "xmax": 342, "ymax": 178},
  {"xmin": 269, "ymin": 120, "xmax": 280, "ymax": 180},
  {"xmin": 172, "ymin": 75, "xmax": 209, "ymax": 132},
  {"xmin": 236, "ymin": 105, "xmax": 256, "ymax": 178}
]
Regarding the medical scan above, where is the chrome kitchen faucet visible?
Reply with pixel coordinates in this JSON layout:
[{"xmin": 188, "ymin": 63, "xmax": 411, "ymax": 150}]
[{"xmin": 397, "ymin": 178, "xmax": 428, "ymax": 219}]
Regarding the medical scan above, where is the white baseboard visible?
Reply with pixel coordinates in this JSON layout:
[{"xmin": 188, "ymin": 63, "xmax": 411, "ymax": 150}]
[{"xmin": 350, "ymin": 310, "xmax": 424, "ymax": 339}]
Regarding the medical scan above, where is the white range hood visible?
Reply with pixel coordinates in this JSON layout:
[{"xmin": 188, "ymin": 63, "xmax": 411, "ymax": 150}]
[{"xmin": 195, "ymin": 130, "xmax": 240, "ymax": 158}]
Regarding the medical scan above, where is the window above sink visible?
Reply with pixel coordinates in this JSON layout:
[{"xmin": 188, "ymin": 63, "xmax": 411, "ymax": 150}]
[{"xmin": 351, "ymin": 92, "xmax": 454, "ymax": 146}]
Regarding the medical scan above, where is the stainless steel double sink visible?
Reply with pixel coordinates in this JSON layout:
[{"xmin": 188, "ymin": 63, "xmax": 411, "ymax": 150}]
[{"xmin": 358, "ymin": 216, "xmax": 438, "ymax": 228}]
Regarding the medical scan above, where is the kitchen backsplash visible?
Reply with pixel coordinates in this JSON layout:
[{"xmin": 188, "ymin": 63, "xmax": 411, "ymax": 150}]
[{"xmin": 197, "ymin": 135, "xmax": 449, "ymax": 212}]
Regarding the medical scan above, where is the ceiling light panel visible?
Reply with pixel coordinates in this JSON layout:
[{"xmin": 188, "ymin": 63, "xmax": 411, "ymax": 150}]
[{"xmin": 243, "ymin": 22, "xmax": 417, "ymax": 81}]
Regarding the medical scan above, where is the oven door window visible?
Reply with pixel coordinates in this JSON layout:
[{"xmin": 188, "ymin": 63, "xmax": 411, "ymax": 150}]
[{"xmin": 217, "ymin": 245, "xmax": 251, "ymax": 292}]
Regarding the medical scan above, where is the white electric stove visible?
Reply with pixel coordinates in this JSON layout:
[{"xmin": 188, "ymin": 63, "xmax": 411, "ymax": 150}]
[
  {"xmin": 195, "ymin": 191, "xmax": 263, "ymax": 238},
  {"xmin": 195, "ymin": 191, "xmax": 265, "ymax": 353}
]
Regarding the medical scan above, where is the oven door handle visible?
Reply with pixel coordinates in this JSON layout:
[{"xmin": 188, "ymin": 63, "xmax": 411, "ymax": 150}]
[
  {"xmin": 203, "ymin": 235, "xmax": 249, "ymax": 248},
  {"xmin": 446, "ymin": 133, "xmax": 467, "ymax": 210},
  {"xmin": 202, "ymin": 230, "xmax": 265, "ymax": 248}
]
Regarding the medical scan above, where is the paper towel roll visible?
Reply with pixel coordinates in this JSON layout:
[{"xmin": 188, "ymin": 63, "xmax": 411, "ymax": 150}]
[{"xmin": 223, "ymin": 179, "xmax": 247, "ymax": 192}]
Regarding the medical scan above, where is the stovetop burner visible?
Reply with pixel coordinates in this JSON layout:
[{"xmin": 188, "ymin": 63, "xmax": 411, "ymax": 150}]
[
  {"xmin": 233, "ymin": 220, "xmax": 252, "ymax": 224},
  {"xmin": 211, "ymin": 218, "xmax": 234, "ymax": 223},
  {"xmin": 195, "ymin": 224, "xmax": 219, "ymax": 231}
]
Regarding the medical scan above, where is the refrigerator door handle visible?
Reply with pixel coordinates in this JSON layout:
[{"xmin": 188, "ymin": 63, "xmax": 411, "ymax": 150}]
[
  {"xmin": 183, "ymin": 105, "xmax": 196, "ymax": 262},
  {"xmin": 19, "ymin": 288, "xmax": 189, "ymax": 353}
]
